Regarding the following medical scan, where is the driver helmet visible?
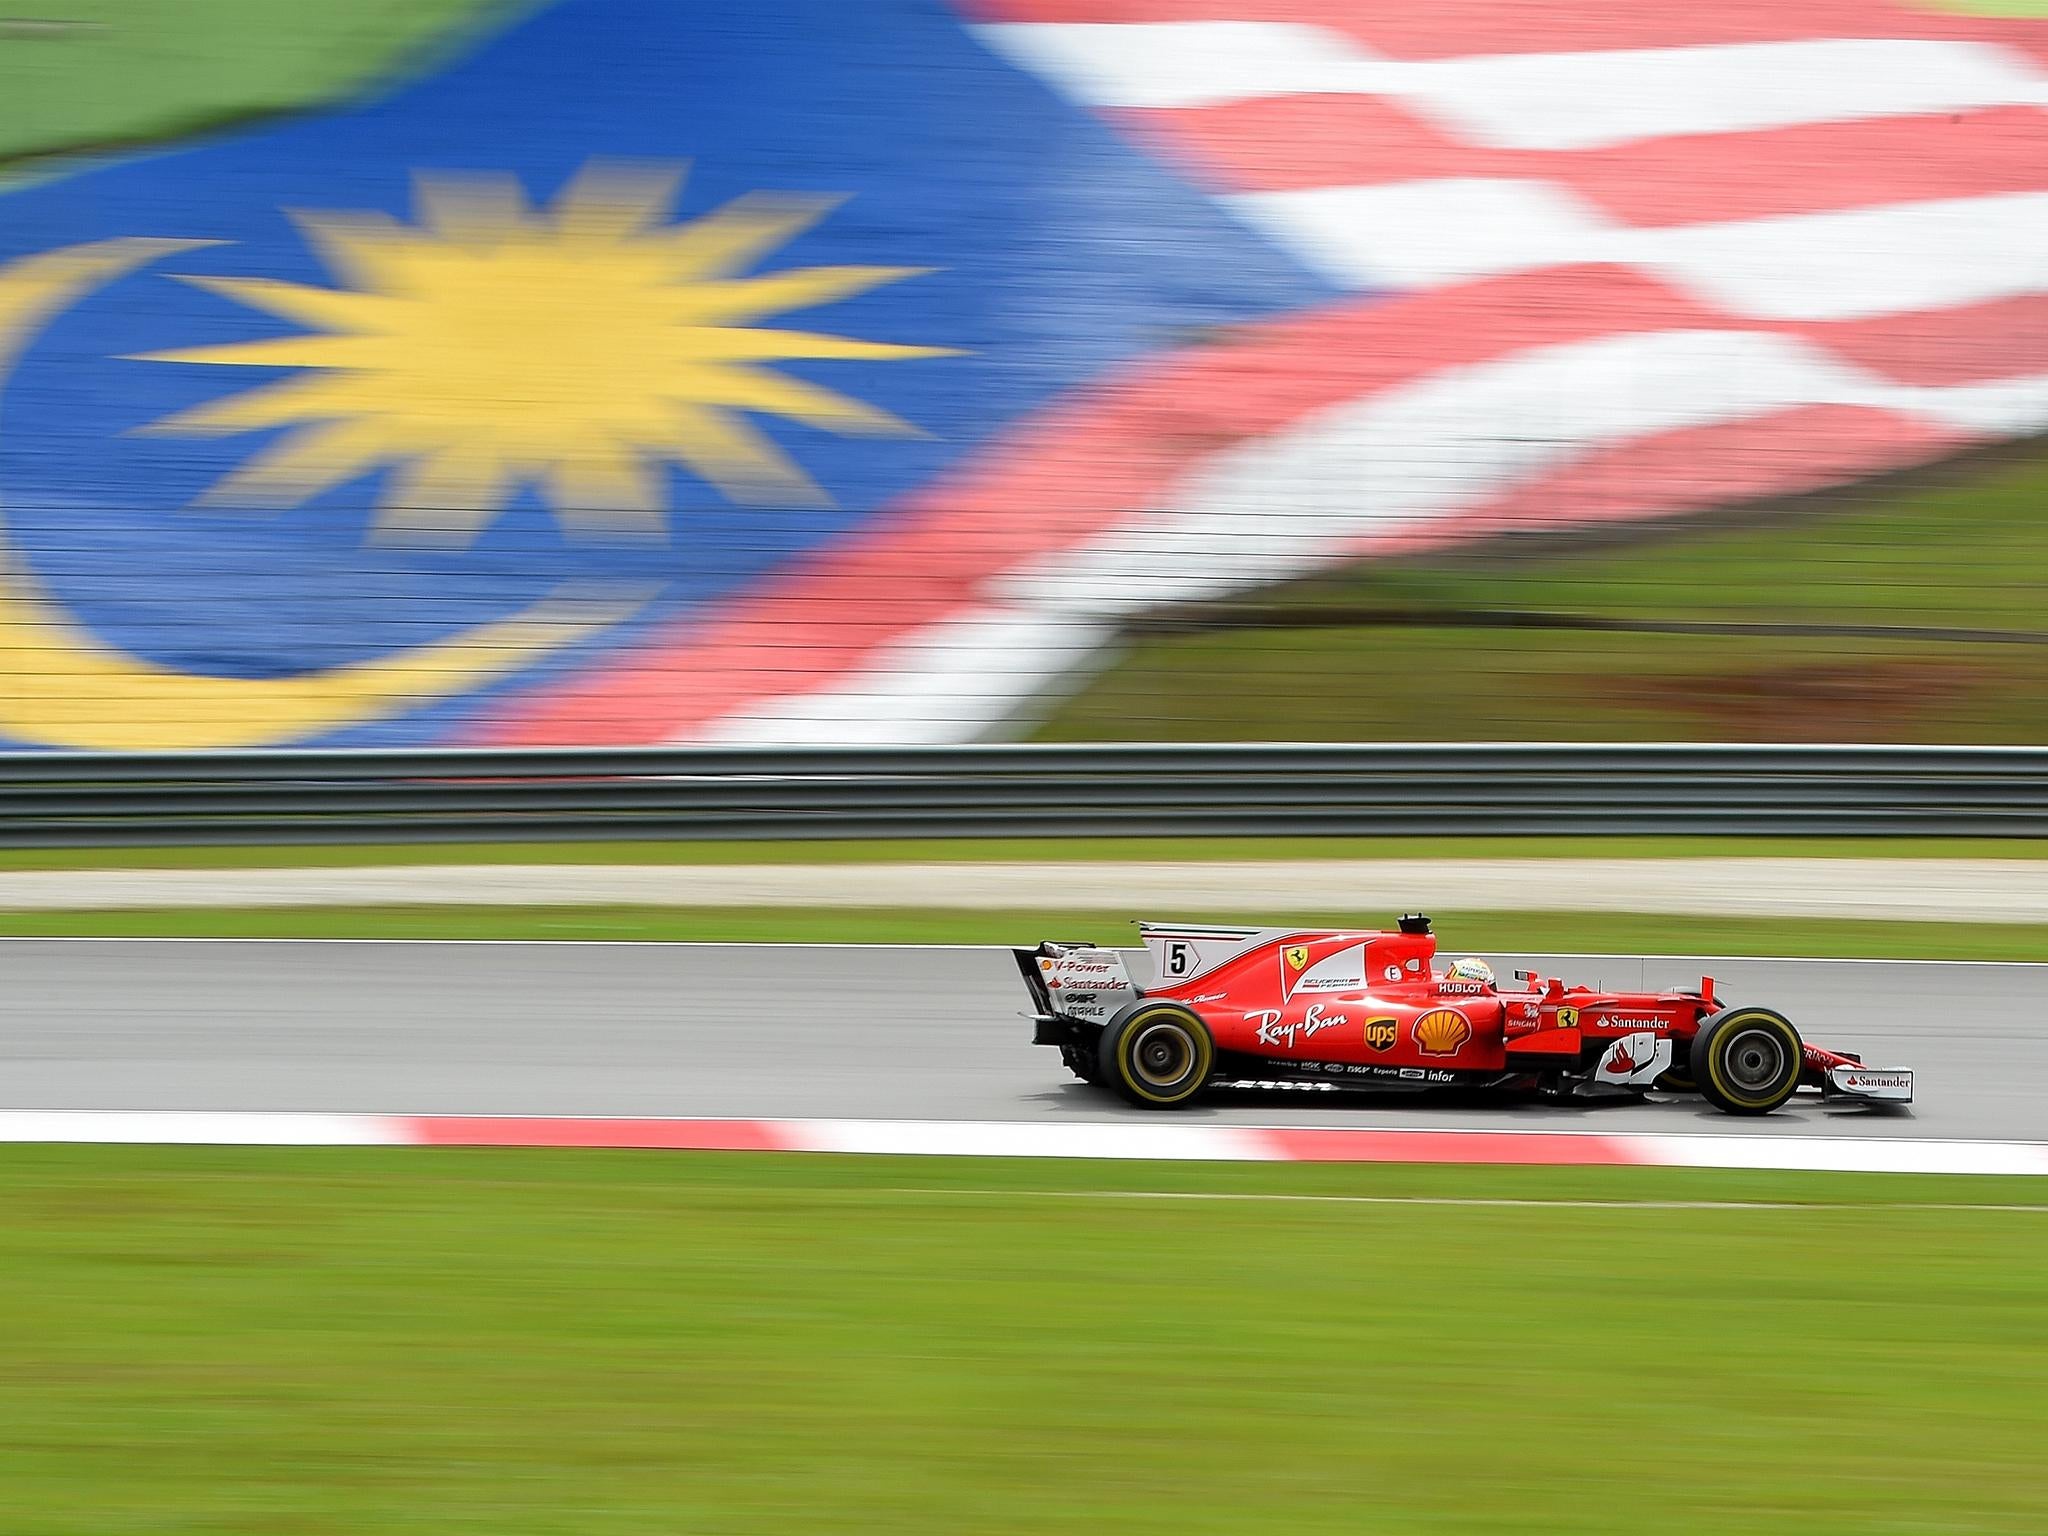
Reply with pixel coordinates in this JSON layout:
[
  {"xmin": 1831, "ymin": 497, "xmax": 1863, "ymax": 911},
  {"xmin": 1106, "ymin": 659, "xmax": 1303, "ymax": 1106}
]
[{"xmin": 1444, "ymin": 957, "xmax": 1495, "ymax": 987}]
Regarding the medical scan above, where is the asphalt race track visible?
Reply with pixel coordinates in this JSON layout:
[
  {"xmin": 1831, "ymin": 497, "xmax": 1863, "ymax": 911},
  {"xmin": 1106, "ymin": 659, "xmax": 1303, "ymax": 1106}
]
[{"xmin": 1, "ymin": 940, "xmax": 2039, "ymax": 1141}]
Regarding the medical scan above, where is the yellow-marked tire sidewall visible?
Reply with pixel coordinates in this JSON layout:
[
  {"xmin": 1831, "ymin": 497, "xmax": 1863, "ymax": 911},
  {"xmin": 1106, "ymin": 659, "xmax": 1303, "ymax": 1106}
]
[
  {"xmin": 1102, "ymin": 1003, "xmax": 1215, "ymax": 1108},
  {"xmin": 1693, "ymin": 1009, "xmax": 1802, "ymax": 1114}
]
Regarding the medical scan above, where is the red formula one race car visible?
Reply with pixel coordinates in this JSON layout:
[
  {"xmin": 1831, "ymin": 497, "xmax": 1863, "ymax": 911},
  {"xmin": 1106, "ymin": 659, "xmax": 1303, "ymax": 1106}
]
[{"xmin": 1017, "ymin": 915, "xmax": 1914, "ymax": 1115}]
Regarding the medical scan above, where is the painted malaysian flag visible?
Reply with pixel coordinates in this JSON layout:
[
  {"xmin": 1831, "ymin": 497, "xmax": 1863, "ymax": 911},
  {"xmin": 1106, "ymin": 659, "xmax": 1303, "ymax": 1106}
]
[
  {"xmin": 0, "ymin": 0, "xmax": 2040, "ymax": 750},
  {"xmin": 504, "ymin": 0, "xmax": 2048, "ymax": 745}
]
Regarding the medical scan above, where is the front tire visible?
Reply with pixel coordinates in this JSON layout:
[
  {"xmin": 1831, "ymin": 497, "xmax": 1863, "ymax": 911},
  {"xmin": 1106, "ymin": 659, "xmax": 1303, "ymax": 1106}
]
[
  {"xmin": 1691, "ymin": 1007, "xmax": 1802, "ymax": 1115},
  {"xmin": 1098, "ymin": 1001, "xmax": 1215, "ymax": 1109}
]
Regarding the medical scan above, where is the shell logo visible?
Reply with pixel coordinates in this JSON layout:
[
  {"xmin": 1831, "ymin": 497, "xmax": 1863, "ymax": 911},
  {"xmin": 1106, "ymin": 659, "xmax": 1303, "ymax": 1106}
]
[{"xmin": 1413, "ymin": 1008, "xmax": 1472, "ymax": 1056}]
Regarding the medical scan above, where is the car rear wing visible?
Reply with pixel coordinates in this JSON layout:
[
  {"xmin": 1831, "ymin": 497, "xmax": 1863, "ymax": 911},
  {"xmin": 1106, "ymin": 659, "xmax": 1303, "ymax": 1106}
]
[{"xmin": 1013, "ymin": 941, "xmax": 1140, "ymax": 1030}]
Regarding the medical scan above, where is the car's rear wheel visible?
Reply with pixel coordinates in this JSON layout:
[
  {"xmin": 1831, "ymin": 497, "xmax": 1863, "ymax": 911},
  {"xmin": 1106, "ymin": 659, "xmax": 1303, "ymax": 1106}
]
[
  {"xmin": 1098, "ymin": 1001, "xmax": 1214, "ymax": 1109},
  {"xmin": 1691, "ymin": 1007, "xmax": 1803, "ymax": 1115}
]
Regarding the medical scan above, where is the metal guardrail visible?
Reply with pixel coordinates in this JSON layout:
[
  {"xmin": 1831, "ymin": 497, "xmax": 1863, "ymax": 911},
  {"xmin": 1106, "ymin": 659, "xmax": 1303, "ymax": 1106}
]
[{"xmin": 0, "ymin": 742, "xmax": 2044, "ymax": 845}]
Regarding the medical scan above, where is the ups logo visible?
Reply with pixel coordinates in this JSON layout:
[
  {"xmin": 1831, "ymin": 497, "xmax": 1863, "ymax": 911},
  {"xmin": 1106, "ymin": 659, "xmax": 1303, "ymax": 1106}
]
[{"xmin": 1363, "ymin": 1016, "xmax": 1398, "ymax": 1053}]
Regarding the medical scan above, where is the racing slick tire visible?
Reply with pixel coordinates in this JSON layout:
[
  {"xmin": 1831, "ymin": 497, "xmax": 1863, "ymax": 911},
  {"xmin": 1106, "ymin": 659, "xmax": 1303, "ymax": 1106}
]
[
  {"xmin": 1098, "ymin": 1001, "xmax": 1215, "ymax": 1109},
  {"xmin": 1691, "ymin": 1007, "xmax": 1803, "ymax": 1116}
]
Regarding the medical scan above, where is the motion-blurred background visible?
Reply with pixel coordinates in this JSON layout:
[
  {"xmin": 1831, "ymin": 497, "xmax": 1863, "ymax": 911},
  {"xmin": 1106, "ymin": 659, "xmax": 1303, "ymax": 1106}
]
[
  {"xmin": 1, "ymin": 0, "xmax": 2042, "ymax": 752},
  {"xmin": 5, "ymin": 7, "xmax": 2048, "ymax": 1536}
]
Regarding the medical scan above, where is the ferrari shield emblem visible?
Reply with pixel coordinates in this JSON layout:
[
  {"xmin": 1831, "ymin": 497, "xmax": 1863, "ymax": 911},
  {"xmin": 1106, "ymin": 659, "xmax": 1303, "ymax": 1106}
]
[
  {"xmin": 1363, "ymin": 1016, "xmax": 1398, "ymax": 1053},
  {"xmin": 1285, "ymin": 945, "xmax": 1309, "ymax": 971},
  {"xmin": 1558, "ymin": 1006, "xmax": 1580, "ymax": 1028}
]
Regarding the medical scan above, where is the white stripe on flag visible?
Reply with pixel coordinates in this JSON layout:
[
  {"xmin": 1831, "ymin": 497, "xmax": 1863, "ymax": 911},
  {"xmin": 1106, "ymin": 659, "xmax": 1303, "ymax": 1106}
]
[
  {"xmin": 975, "ymin": 20, "xmax": 1375, "ymax": 110},
  {"xmin": 1226, "ymin": 178, "xmax": 1616, "ymax": 289},
  {"xmin": 1622, "ymin": 191, "xmax": 2048, "ymax": 322},
  {"xmin": 976, "ymin": 22, "xmax": 2048, "ymax": 148},
  {"xmin": 1231, "ymin": 184, "xmax": 2048, "ymax": 320},
  {"xmin": 1393, "ymin": 36, "xmax": 2048, "ymax": 152},
  {"xmin": 700, "ymin": 609, "xmax": 1114, "ymax": 745}
]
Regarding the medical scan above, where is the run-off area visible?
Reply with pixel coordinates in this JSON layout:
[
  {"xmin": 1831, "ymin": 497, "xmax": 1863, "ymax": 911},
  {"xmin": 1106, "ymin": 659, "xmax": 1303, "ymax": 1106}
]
[{"xmin": 3, "ymin": 1145, "xmax": 2046, "ymax": 1535}]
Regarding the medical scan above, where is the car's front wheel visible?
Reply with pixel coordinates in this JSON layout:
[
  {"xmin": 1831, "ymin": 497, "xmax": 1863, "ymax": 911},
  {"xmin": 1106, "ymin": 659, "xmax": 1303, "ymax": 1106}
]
[
  {"xmin": 1691, "ymin": 1007, "xmax": 1803, "ymax": 1115},
  {"xmin": 1098, "ymin": 1001, "xmax": 1215, "ymax": 1109}
]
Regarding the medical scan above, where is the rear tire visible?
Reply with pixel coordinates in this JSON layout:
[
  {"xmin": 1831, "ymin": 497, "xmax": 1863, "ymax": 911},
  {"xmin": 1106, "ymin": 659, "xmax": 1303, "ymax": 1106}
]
[
  {"xmin": 1691, "ymin": 1007, "xmax": 1802, "ymax": 1116},
  {"xmin": 1098, "ymin": 1001, "xmax": 1215, "ymax": 1109}
]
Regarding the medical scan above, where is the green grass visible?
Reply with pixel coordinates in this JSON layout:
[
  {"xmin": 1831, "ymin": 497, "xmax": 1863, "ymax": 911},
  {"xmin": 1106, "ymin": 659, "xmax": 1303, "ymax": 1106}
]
[
  {"xmin": 2, "ymin": 1146, "xmax": 2043, "ymax": 1534},
  {"xmin": 5, "ymin": 834, "xmax": 2048, "ymax": 872},
  {"xmin": 1285, "ymin": 446, "xmax": 2048, "ymax": 634},
  {"xmin": 0, "ymin": 0, "xmax": 507, "ymax": 172},
  {"xmin": 1919, "ymin": 0, "xmax": 2048, "ymax": 13},
  {"xmin": 1038, "ymin": 441, "xmax": 2048, "ymax": 743},
  {"xmin": 8, "ymin": 903, "xmax": 2048, "ymax": 958}
]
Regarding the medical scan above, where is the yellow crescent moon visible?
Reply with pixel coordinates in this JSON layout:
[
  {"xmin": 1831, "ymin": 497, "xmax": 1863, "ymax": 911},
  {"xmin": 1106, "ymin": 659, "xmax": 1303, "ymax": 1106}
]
[{"xmin": 0, "ymin": 238, "xmax": 651, "ymax": 751}]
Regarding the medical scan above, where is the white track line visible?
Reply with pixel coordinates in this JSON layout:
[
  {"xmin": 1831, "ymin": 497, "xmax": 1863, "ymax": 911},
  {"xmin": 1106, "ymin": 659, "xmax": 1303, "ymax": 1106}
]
[
  {"xmin": 2, "ymin": 1112, "xmax": 2044, "ymax": 1176},
  {"xmin": 881, "ymin": 1189, "xmax": 2048, "ymax": 1213},
  {"xmin": 0, "ymin": 1110, "xmax": 407, "ymax": 1145}
]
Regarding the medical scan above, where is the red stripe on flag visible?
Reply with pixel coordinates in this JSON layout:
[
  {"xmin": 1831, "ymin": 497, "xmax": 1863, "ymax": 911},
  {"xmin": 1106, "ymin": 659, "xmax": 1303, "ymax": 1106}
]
[
  {"xmin": 1123, "ymin": 98, "xmax": 2048, "ymax": 228},
  {"xmin": 1363, "ymin": 404, "xmax": 1967, "ymax": 562},
  {"xmin": 1253, "ymin": 1128, "xmax": 1647, "ymax": 1165},
  {"xmin": 958, "ymin": 0, "xmax": 2039, "ymax": 57},
  {"xmin": 1791, "ymin": 294, "xmax": 2048, "ymax": 389},
  {"xmin": 407, "ymin": 1117, "xmax": 795, "ymax": 1151}
]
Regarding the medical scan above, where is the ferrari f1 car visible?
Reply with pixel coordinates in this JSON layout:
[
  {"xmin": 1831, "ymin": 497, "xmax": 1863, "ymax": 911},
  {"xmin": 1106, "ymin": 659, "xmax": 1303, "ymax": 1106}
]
[{"xmin": 1017, "ymin": 916, "xmax": 1913, "ymax": 1115}]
